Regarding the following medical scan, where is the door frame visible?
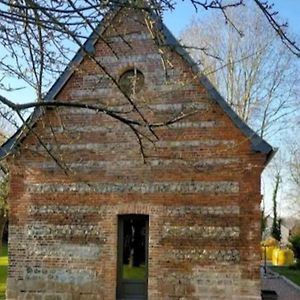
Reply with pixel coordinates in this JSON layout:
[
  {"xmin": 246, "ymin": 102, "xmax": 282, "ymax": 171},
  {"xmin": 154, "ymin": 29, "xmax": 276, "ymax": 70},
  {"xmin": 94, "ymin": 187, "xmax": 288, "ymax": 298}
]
[{"xmin": 116, "ymin": 214, "xmax": 149, "ymax": 300}]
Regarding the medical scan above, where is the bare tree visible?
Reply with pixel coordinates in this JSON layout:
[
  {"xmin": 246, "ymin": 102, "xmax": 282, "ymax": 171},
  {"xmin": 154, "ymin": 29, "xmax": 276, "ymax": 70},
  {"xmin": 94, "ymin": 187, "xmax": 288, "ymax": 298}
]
[
  {"xmin": 289, "ymin": 140, "xmax": 300, "ymax": 212},
  {"xmin": 0, "ymin": 133, "xmax": 8, "ymax": 250},
  {"xmin": 180, "ymin": 4, "xmax": 300, "ymax": 139},
  {"xmin": 271, "ymin": 171, "xmax": 282, "ymax": 241}
]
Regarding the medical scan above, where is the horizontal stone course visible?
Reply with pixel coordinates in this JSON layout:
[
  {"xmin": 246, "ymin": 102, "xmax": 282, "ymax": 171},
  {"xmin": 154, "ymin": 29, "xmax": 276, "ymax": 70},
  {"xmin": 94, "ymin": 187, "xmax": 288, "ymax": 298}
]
[
  {"xmin": 25, "ymin": 267, "xmax": 96, "ymax": 284},
  {"xmin": 26, "ymin": 223, "xmax": 105, "ymax": 239},
  {"xmin": 107, "ymin": 31, "xmax": 153, "ymax": 42},
  {"xmin": 44, "ymin": 121, "xmax": 223, "ymax": 134},
  {"xmin": 27, "ymin": 157, "xmax": 240, "ymax": 171},
  {"xmin": 96, "ymin": 52, "xmax": 161, "ymax": 63},
  {"xmin": 26, "ymin": 181, "xmax": 239, "ymax": 194},
  {"xmin": 168, "ymin": 249, "xmax": 240, "ymax": 263},
  {"xmin": 166, "ymin": 205, "xmax": 240, "ymax": 215},
  {"xmin": 162, "ymin": 224, "xmax": 240, "ymax": 239},
  {"xmin": 28, "ymin": 204, "xmax": 240, "ymax": 216},
  {"xmin": 28, "ymin": 138, "xmax": 233, "ymax": 153},
  {"xmin": 56, "ymin": 101, "xmax": 210, "ymax": 113},
  {"xmin": 27, "ymin": 243, "xmax": 101, "ymax": 259}
]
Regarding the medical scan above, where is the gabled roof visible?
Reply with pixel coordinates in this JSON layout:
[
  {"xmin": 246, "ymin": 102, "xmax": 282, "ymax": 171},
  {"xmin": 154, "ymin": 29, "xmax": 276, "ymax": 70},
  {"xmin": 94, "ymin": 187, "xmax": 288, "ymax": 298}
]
[{"xmin": 0, "ymin": 4, "xmax": 275, "ymax": 163}]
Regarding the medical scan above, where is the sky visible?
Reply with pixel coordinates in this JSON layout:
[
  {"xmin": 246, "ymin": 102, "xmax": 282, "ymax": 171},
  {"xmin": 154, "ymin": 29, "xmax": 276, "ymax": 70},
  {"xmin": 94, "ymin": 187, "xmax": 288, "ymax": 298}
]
[{"xmin": 164, "ymin": 0, "xmax": 300, "ymax": 37}]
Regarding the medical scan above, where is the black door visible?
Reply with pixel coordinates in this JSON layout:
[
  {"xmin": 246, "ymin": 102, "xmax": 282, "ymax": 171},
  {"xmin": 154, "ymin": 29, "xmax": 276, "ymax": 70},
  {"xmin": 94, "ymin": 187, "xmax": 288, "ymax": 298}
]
[{"xmin": 117, "ymin": 215, "xmax": 149, "ymax": 300}]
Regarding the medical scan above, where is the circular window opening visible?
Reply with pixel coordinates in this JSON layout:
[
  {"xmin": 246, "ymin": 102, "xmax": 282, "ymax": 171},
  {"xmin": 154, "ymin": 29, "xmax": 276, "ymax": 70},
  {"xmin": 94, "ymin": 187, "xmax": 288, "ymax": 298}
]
[{"xmin": 118, "ymin": 68, "xmax": 145, "ymax": 96}]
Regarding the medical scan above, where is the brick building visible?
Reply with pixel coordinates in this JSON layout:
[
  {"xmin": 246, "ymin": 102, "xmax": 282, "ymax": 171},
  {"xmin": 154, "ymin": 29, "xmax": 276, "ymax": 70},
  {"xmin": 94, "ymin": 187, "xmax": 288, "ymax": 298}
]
[{"xmin": 0, "ymin": 4, "xmax": 274, "ymax": 300}]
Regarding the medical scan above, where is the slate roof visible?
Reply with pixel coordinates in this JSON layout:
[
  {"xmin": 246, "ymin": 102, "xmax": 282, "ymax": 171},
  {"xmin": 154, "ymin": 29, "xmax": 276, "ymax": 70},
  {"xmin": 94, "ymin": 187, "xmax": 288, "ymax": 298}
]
[{"xmin": 0, "ymin": 4, "xmax": 275, "ymax": 163}]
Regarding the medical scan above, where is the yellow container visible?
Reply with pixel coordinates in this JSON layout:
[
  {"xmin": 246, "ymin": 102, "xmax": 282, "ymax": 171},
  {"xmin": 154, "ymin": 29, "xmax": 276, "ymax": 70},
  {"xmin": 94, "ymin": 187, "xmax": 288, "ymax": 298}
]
[
  {"xmin": 264, "ymin": 238, "xmax": 279, "ymax": 247},
  {"xmin": 261, "ymin": 245, "xmax": 275, "ymax": 261},
  {"xmin": 272, "ymin": 248, "xmax": 294, "ymax": 266},
  {"xmin": 261, "ymin": 238, "xmax": 279, "ymax": 261}
]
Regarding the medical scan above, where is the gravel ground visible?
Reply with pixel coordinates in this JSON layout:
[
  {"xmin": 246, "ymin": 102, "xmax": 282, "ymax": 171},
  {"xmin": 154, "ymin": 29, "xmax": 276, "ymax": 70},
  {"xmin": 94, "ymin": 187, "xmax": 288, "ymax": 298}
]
[{"xmin": 261, "ymin": 267, "xmax": 300, "ymax": 300}]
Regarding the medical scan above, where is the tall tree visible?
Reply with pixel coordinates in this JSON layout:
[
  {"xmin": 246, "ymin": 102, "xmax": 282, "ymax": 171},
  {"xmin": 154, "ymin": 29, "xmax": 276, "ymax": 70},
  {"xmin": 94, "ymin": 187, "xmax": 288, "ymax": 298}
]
[
  {"xmin": 0, "ymin": 133, "xmax": 8, "ymax": 249},
  {"xmin": 271, "ymin": 172, "xmax": 281, "ymax": 241},
  {"xmin": 180, "ymin": 5, "xmax": 299, "ymax": 138},
  {"xmin": 289, "ymin": 140, "xmax": 300, "ymax": 211}
]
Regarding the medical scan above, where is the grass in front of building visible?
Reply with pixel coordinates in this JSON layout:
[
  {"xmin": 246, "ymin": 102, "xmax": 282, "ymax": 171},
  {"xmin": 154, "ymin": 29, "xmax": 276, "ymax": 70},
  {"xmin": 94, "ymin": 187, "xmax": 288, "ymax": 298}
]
[
  {"xmin": 271, "ymin": 265, "xmax": 300, "ymax": 287},
  {"xmin": 0, "ymin": 245, "xmax": 8, "ymax": 299},
  {"xmin": 123, "ymin": 264, "xmax": 145, "ymax": 280}
]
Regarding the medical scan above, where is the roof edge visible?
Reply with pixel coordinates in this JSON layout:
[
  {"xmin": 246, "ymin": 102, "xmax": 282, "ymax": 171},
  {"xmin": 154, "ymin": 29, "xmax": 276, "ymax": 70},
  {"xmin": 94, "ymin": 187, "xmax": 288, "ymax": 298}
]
[{"xmin": 0, "ymin": 108, "xmax": 43, "ymax": 160}]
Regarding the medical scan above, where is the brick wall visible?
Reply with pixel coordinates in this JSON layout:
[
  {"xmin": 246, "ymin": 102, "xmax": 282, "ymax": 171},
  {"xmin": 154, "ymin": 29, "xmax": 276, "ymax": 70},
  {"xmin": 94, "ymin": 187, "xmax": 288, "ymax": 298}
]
[{"xmin": 6, "ymin": 7, "xmax": 266, "ymax": 300}]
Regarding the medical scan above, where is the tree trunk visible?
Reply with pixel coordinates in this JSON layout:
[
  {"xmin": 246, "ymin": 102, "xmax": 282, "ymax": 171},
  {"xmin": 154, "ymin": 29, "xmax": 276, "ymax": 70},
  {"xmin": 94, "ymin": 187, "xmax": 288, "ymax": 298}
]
[{"xmin": 0, "ymin": 208, "xmax": 7, "ymax": 254}]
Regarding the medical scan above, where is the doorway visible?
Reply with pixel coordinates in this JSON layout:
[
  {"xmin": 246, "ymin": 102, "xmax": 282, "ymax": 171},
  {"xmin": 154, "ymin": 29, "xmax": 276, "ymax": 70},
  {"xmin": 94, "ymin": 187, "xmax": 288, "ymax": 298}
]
[{"xmin": 117, "ymin": 214, "xmax": 149, "ymax": 300}]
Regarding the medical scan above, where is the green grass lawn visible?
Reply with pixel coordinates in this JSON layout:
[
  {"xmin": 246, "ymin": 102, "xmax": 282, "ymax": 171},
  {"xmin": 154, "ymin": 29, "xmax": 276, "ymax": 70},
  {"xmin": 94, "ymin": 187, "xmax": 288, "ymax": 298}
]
[
  {"xmin": 271, "ymin": 266, "xmax": 300, "ymax": 287},
  {"xmin": 0, "ymin": 245, "xmax": 8, "ymax": 300},
  {"xmin": 123, "ymin": 264, "xmax": 145, "ymax": 280}
]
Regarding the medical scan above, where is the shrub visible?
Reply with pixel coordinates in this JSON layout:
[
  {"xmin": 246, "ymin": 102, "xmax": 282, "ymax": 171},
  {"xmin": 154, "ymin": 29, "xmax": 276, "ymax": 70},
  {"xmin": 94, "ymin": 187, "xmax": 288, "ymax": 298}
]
[
  {"xmin": 289, "ymin": 234, "xmax": 300, "ymax": 262},
  {"xmin": 289, "ymin": 261, "xmax": 300, "ymax": 270}
]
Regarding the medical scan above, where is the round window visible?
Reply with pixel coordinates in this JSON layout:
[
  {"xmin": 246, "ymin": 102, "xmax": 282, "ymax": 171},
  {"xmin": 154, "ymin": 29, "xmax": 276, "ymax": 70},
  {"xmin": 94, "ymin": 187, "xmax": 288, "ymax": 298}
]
[{"xmin": 118, "ymin": 68, "xmax": 144, "ymax": 96}]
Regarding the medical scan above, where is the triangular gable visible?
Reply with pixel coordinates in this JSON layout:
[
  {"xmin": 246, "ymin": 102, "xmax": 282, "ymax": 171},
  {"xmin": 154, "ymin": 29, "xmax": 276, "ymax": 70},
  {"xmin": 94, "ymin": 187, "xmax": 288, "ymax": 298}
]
[{"xmin": 0, "ymin": 4, "xmax": 274, "ymax": 163}]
